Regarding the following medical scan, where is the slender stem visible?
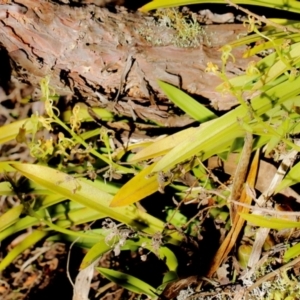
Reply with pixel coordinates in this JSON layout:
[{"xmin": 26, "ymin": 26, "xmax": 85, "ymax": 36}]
[{"xmin": 52, "ymin": 115, "xmax": 133, "ymax": 174}]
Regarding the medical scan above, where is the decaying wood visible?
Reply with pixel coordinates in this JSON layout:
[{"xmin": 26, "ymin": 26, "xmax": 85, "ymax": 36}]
[{"xmin": 0, "ymin": 0, "xmax": 257, "ymax": 125}]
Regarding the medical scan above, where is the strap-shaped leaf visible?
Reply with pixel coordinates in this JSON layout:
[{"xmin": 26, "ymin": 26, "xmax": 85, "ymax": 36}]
[
  {"xmin": 275, "ymin": 161, "xmax": 300, "ymax": 193},
  {"xmin": 0, "ymin": 230, "xmax": 48, "ymax": 271},
  {"xmin": 153, "ymin": 74, "xmax": 300, "ymax": 173},
  {"xmin": 110, "ymin": 162, "xmax": 159, "ymax": 207},
  {"xmin": 139, "ymin": 0, "xmax": 300, "ymax": 13},
  {"xmin": 0, "ymin": 204, "xmax": 24, "ymax": 232},
  {"xmin": 239, "ymin": 213, "xmax": 300, "ymax": 230},
  {"xmin": 130, "ymin": 127, "xmax": 198, "ymax": 162},
  {"xmin": 284, "ymin": 242, "xmax": 300, "ymax": 262},
  {"xmin": 158, "ymin": 80, "xmax": 217, "ymax": 122},
  {"xmin": 97, "ymin": 267, "xmax": 158, "ymax": 298},
  {"xmin": 10, "ymin": 163, "xmax": 170, "ymax": 236},
  {"xmin": 81, "ymin": 236, "xmax": 178, "ymax": 272}
]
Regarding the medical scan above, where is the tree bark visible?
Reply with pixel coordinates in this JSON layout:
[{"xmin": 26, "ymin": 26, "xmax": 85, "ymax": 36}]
[{"xmin": 0, "ymin": 0, "xmax": 256, "ymax": 126}]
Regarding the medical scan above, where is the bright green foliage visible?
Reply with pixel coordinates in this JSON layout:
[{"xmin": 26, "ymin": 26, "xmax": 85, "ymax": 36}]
[
  {"xmin": 0, "ymin": 204, "xmax": 24, "ymax": 232},
  {"xmin": 275, "ymin": 161, "xmax": 300, "ymax": 193},
  {"xmin": 0, "ymin": 230, "xmax": 48, "ymax": 271},
  {"xmin": 81, "ymin": 236, "xmax": 178, "ymax": 272},
  {"xmin": 11, "ymin": 163, "xmax": 162, "ymax": 233},
  {"xmin": 96, "ymin": 268, "xmax": 158, "ymax": 299},
  {"xmin": 111, "ymin": 6, "xmax": 300, "ymax": 208},
  {"xmin": 158, "ymin": 80, "xmax": 217, "ymax": 122},
  {"xmin": 0, "ymin": 75, "xmax": 181, "ymax": 296},
  {"xmin": 284, "ymin": 242, "xmax": 300, "ymax": 262},
  {"xmin": 239, "ymin": 213, "xmax": 300, "ymax": 230},
  {"xmin": 240, "ymin": 211, "xmax": 300, "ymax": 262},
  {"xmin": 140, "ymin": 0, "xmax": 300, "ymax": 13}
]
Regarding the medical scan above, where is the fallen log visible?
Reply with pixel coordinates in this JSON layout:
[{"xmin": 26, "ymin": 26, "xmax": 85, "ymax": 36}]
[{"xmin": 0, "ymin": 0, "xmax": 256, "ymax": 125}]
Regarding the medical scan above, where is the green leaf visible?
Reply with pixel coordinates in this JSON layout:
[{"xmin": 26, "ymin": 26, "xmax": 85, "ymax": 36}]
[
  {"xmin": 152, "ymin": 108, "xmax": 244, "ymax": 173},
  {"xmin": 157, "ymin": 245, "xmax": 178, "ymax": 272},
  {"xmin": 49, "ymin": 230, "xmax": 105, "ymax": 249},
  {"xmin": 275, "ymin": 161, "xmax": 300, "ymax": 194},
  {"xmin": 162, "ymin": 271, "xmax": 178, "ymax": 284},
  {"xmin": 0, "ymin": 204, "xmax": 24, "ymax": 232},
  {"xmin": 139, "ymin": 0, "xmax": 300, "ymax": 13},
  {"xmin": 252, "ymin": 42, "xmax": 300, "ymax": 90},
  {"xmin": 284, "ymin": 242, "xmax": 300, "ymax": 262},
  {"xmin": 0, "ymin": 215, "xmax": 41, "ymax": 243},
  {"xmin": 10, "ymin": 163, "xmax": 170, "ymax": 237},
  {"xmin": 80, "ymin": 237, "xmax": 112, "ymax": 269},
  {"xmin": 157, "ymin": 271, "xmax": 178, "ymax": 294},
  {"xmin": 0, "ymin": 208, "xmax": 51, "ymax": 243},
  {"xmin": 264, "ymin": 135, "xmax": 282, "ymax": 156},
  {"xmin": 123, "ymin": 239, "xmax": 179, "ymax": 272},
  {"xmin": 0, "ymin": 181, "xmax": 14, "ymax": 196},
  {"xmin": 0, "ymin": 230, "xmax": 48, "ymax": 271},
  {"xmin": 0, "ymin": 202, "xmax": 98, "ymax": 245},
  {"xmin": 0, "ymin": 119, "xmax": 32, "ymax": 145},
  {"xmin": 110, "ymin": 162, "xmax": 159, "ymax": 207},
  {"xmin": 239, "ymin": 213, "xmax": 300, "ymax": 230},
  {"xmin": 158, "ymin": 80, "xmax": 217, "ymax": 122},
  {"xmin": 81, "ymin": 236, "xmax": 178, "ymax": 272},
  {"xmin": 54, "ymin": 205, "xmax": 106, "ymax": 228},
  {"xmin": 112, "ymin": 75, "xmax": 300, "ymax": 207},
  {"xmin": 153, "ymin": 74, "xmax": 300, "ymax": 173},
  {"xmin": 0, "ymin": 162, "xmax": 19, "ymax": 173},
  {"xmin": 130, "ymin": 127, "xmax": 198, "ymax": 162},
  {"xmin": 97, "ymin": 267, "xmax": 158, "ymax": 299}
]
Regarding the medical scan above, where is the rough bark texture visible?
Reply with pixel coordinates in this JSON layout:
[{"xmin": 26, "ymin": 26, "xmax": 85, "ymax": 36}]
[{"xmin": 0, "ymin": 0, "xmax": 257, "ymax": 126}]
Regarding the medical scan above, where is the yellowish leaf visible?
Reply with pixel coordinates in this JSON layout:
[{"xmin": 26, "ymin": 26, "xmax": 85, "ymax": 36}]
[
  {"xmin": 10, "ymin": 163, "xmax": 167, "ymax": 235},
  {"xmin": 0, "ymin": 119, "xmax": 33, "ymax": 145},
  {"xmin": 130, "ymin": 127, "xmax": 198, "ymax": 162},
  {"xmin": 0, "ymin": 204, "xmax": 24, "ymax": 232},
  {"xmin": 110, "ymin": 162, "xmax": 159, "ymax": 207},
  {"xmin": 239, "ymin": 213, "xmax": 300, "ymax": 230},
  {"xmin": 139, "ymin": 0, "xmax": 300, "ymax": 13},
  {"xmin": 0, "ymin": 230, "xmax": 48, "ymax": 271}
]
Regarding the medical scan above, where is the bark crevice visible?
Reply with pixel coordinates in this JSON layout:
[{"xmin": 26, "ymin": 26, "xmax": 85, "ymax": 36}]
[{"xmin": 0, "ymin": 0, "xmax": 257, "ymax": 125}]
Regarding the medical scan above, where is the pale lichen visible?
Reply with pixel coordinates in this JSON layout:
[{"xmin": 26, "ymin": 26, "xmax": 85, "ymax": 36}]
[
  {"xmin": 136, "ymin": 8, "xmax": 207, "ymax": 48},
  {"xmin": 242, "ymin": 260, "xmax": 300, "ymax": 300}
]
